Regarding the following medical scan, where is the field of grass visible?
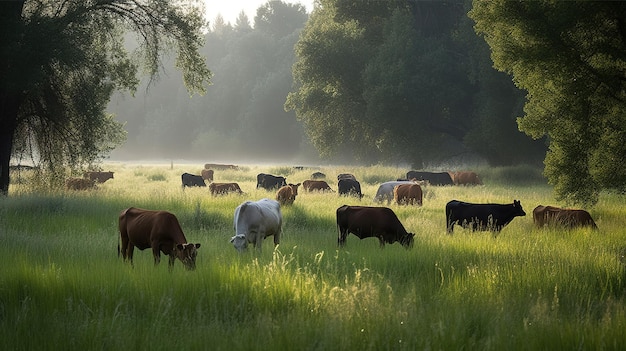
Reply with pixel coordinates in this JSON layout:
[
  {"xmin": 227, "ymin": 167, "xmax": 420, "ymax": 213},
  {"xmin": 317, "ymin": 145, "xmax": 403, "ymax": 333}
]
[{"xmin": 1, "ymin": 163, "xmax": 625, "ymax": 350}]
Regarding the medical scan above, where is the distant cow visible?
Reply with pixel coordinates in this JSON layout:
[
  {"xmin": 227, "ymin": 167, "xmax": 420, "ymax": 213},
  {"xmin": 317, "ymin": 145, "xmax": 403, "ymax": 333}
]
[
  {"xmin": 453, "ymin": 171, "xmax": 482, "ymax": 186},
  {"xmin": 406, "ymin": 171, "xmax": 453, "ymax": 186},
  {"xmin": 181, "ymin": 173, "xmax": 206, "ymax": 188},
  {"xmin": 118, "ymin": 208, "xmax": 201, "ymax": 270},
  {"xmin": 209, "ymin": 182, "xmax": 243, "ymax": 196},
  {"xmin": 311, "ymin": 171, "xmax": 326, "ymax": 179},
  {"xmin": 533, "ymin": 205, "xmax": 598, "ymax": 229},
  {"xmin": 338, "ymin": 178, "xmax": 363, "ymax": 198},
  {"xmin": 393, "ymin": 183, "xmax": 423, "ymax": 206},
  {"xmin": 204, "ymin": 163, "xmax": 238, "ymax": 170},
  {"xmin": 231, "ymin": 198, "xmax": 282, "ymax": 253},
  {"xmin": 84, "ymin": 171, "xmax": 114, "ymax": 183},
  {"xmin": 66, "ymin": 177, "xmax": 96, "ymax": 190},
  {"xmin": 201, "ymin": 169, "xmax": 214, "ymax": 183},
  {"xmin": 302, "ymin": 179, "xmax": 334, "ymax": 192},
  {"xmin": 276, "ymin": 183, "xmax": 301, "ymax": 205},
  {"xmin": 374, "ymin": 181, "xmax": 417, "ymax": 204},
  {"xmin": 337, "ymin": 173, "xmax": 357, "ymax": 181},
  {"xmin": 257, "ymin": 173, "xmax": 287, "ymax": 190},
  {"xmin": 446, "ymin": 200, "xmax": 526, "ymax": 234},
  {"xmin": 336, "ymin": 205, "xmax": 414, "ymax": 249}
]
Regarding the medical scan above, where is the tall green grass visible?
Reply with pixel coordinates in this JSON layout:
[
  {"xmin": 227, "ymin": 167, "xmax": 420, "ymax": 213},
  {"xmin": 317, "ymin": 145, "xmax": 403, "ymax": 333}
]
[{"xmin": 1, "ymin": 163, "xmax": 625, "ymax": 350}]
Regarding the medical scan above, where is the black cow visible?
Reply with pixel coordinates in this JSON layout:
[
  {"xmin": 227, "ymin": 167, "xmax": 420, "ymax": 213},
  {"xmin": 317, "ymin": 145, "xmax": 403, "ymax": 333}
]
[
  {"xmin": 406, "ymin": 171, "xmax": 453, "ymax": 186},
  {"xmin": 336, "ymin": 205, "xmax": 414, "ymax": 248},
  {"xmin": 338, "ymin": 178, "xmax": 363, "ymax": 198},
  {"xmin": 181, "ymin": 173, "xmax": 206, "ymax": 188},
  {"xmin": 446, "ymin": 200, "xmax": 526, "ymax": 234},
  {"xmin": 311, "ymin": 171, "xmax": 326, "ymax": 179},
  {"xmin": 256, "ymin": 173, "xmax": 287, "ymax": 190},
  {"xmin": 337, "ymin": 173, "xmax": 357, "ymax": 181}
]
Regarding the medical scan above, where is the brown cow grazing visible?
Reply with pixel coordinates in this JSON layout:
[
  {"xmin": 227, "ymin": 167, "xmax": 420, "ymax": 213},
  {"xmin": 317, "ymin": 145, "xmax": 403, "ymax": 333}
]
[
  {"xmin": 84, "ymin": 171, "xmax": 114, "ymax": 183},
  {"xmin": 533, "ymin": 205, "xmax": 598, "ymax": 229},
  {"xmin": 66, "ymin": 177, "xmax": 96, "ymax": 190},
  {"xmin": 336, "ymin": 205, "xmax": 415, "ymax": 249},
  {"xmin": 302, "ymin": 179, "xmax": 334, "ymax": 192},
  {"xmin": 118, "ymin": 208, "xmax": 201, "ymax": 270},
  {"xmin": 201, "ymin": 169, "xmax": 214, "ymax": 183},
  {"xmin": 276, "ymin": 183, "xmax": 301, "ymax": 205},
  {"xmin": 209, "ymin": 182, "xmax": 243, "ymax": 196},
  {"xmin": 393, "ymin": 183, "xmax": 423, "ymax": 205},
  {"xmin": 453, "ymin": 171, "xmax": 482, "ymax": 186}
]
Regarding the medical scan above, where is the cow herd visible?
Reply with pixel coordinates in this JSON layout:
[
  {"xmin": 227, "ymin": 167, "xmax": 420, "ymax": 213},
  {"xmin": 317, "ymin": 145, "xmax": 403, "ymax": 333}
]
[{"xmin": 106, "ymin": 167, "xmax": 599, "ymax": 271}]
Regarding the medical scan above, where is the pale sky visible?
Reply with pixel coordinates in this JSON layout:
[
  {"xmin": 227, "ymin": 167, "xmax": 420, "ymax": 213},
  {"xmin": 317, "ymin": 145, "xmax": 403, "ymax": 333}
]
[{"xmin": 204, "ymin": 0, "xmax": 314, "ymax": 26}]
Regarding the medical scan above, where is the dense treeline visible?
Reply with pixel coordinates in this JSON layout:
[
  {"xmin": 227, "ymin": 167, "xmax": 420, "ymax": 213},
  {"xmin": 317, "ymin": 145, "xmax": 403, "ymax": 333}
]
[
  {"xmin": 109, "ymin": 0, "xmax": 546, "ymax": 167},
  {"xmin": 108, "ymin": 1, "xmax": 315, "ymax": 163}
]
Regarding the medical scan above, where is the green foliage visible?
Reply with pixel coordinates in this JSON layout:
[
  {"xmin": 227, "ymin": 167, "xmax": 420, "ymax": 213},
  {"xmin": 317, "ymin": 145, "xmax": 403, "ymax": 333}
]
[
  {"xmin": 287, "ymin": 0, "xmax": 545, "ymax": 167},
  {"xmin": 1, "ymin": 163, "xmax": 625, "ymax": 349},
  {"xmin": 470, "ymin": 1, "xmax": 626, "ymax": 205},
  {"xmin": 1, "ymin": 0, "xmax": 211, "ymax": 193}
]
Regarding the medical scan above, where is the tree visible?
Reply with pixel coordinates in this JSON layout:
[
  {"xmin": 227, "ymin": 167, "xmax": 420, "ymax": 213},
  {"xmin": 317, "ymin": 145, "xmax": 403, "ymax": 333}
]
[
  {"xmin": 470, "ymin": 1, "xmax": 626, "ymax": 205},
  {"xmin": 0, "ymin": 0, "xmax": 211, "ymax": 195},
  {"xmin": 286, "ymin": 0, "xmax": 475, "ymax": 165}
]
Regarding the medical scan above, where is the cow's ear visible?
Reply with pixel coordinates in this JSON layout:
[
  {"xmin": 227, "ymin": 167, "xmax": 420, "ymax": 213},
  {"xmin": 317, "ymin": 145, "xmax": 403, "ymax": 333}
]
[{"xmin": 195, "ymin": 243, "xmax": 201, "ymax": 249}]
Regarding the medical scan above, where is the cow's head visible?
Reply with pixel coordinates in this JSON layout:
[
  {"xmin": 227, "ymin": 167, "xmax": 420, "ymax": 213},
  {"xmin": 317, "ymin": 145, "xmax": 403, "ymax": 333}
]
[
  {"xmin": 230, "ymin": 234, "xmax": 248, "ymax": 253},
  {"xmin": 174, "ymin": 243, "xmax": 201, "ymax": 270},
  {"xmin": 400, "ymin": 233, "xmax": 415, "ymax": 249},
  {"xmin": 289, "ymin": 183, "xmax": 301, "ymax": 196},
  {"xmin": 513, "ymin": 200, "xmax": 526, "ymax": 217}
]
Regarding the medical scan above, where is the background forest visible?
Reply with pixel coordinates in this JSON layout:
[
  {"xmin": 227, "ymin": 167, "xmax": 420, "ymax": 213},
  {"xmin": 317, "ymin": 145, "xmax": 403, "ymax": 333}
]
[{"xmin": 107, "ymin": 0, "xmax": 546, "ymax": 167}]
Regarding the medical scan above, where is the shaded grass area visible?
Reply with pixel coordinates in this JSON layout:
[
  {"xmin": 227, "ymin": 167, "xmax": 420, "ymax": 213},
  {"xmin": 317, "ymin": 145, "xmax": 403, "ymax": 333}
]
[{"xmin": 1, "ymin": 164, "xmax": 626, "ymax": 350}]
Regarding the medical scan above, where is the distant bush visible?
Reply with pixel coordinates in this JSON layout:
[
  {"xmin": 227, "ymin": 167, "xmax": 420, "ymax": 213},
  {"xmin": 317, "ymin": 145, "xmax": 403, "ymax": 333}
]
[{"xmin": 147, "ymin": 173, "xmax": 167, "ymax": 182}]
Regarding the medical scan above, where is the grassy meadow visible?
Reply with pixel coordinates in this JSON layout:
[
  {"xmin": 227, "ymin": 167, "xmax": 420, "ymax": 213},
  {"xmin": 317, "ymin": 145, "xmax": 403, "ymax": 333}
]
[{"xmin": 1, "ymin": 163, "xmax": 625, "ymax": 350}]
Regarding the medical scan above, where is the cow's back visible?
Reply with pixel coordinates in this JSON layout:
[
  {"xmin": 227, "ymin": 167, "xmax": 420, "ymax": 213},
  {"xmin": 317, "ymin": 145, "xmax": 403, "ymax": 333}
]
[
  {"xmin": 454, "ymin": 171, "xmax": 481, "ymax": 185},
  {"xmin": 338, "ymin": 206, "xmax": 397, "ymax": 234},
  {"xmin": 394, "ymin": 183, "xmax": 422, "ymax": 205},
  {"xmin": 120, "ymin": 208, "xmax": 185, "ymax": 249},
  {"xmin": 235, "ymin": 200, "xmax": 282, "ymax": 237}
]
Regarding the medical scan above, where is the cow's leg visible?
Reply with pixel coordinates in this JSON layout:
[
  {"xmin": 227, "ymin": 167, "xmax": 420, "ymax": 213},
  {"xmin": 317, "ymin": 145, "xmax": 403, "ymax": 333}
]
[
  {"xmin": 126, "ymin": 245, "xmax": 135, "ymax": 266},
  {"xmin": 274, "ymin": 229, "xmax": 281, "ymax": 248},
  {"xmin": 152, "ymin": 246, "xmax": 161, "ymax": 266},
  {"xmin": 120, "ymin": 234, "xmax": 130, "ymax": 261},
  {"xmin": 168, "ymin": 254, "xmax": 176, "ymax": 271},
  {"xmin": 255, "ymin": 229, "xmax": 265, "ymax": 252},
  {"xmin": 338, "ymin": 227, "xmax": 348, "ymax": 247},
  {"xmin": 378, "ymin": 236, "xmax": 385, "ymax": 248},
  {"xmin": 446, "ymin": 217, "xmax": 454, "ymax": 234}
]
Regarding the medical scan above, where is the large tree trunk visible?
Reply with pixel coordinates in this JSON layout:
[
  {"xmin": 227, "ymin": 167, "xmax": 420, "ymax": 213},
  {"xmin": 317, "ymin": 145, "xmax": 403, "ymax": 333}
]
[
  {"xmin": 0, "ymin": 1, "xmax": 25, "ymax": 195},
  {"xmin": 0, "ymin": 95, "xmax": 19, "ymax": 196}
]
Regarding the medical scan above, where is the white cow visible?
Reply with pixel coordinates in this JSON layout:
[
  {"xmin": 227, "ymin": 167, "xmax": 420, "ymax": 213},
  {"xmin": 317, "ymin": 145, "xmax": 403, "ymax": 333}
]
[{"xmin": 231, "ymin": 198, "xmax": 282, "ymax": 253}]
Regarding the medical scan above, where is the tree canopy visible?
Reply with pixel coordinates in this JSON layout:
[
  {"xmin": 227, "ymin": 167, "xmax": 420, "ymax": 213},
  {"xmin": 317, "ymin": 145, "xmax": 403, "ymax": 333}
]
[
  {"xmin": 0, "ymin": 0, "xmax": 211, "ymax": 194},
  {"xmin": 470, "ymin": 0, "xmax": 626, "ymax": 205},
  {"xmin": 286, "ymin": 0, "xmax": 545, "ymax": 167}
]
